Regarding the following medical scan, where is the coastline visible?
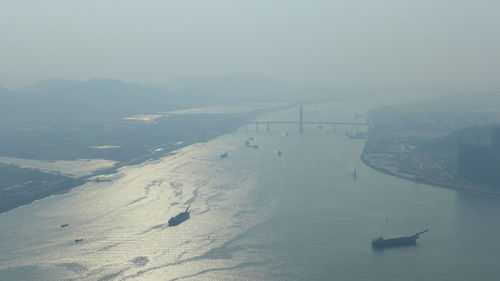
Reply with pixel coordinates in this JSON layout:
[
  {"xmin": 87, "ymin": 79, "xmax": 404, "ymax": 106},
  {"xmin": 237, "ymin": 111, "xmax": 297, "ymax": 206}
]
[
  {"xmin": 360, "ymin": 152, "xmax": 500, "ymax": 197},
  {"xmin": 0, "ymin": 106, "xmax": 279, "ymax": 215}
]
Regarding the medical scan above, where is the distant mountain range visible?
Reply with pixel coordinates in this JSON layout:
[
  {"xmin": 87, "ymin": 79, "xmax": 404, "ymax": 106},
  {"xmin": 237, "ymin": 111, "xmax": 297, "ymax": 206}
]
[
  {"xmin": 0, "ymin": 75, "xmax": 300, "ymax": 125},
  {"xmin": 10, "ymin": 79, "xmax": 172, "ymax": 123}
]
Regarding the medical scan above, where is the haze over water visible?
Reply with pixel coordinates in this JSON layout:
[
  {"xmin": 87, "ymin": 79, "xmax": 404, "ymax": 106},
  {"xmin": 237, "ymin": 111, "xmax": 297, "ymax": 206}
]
[{"xmin": 1, "ymin": 102, "xmax": 500, "ymax": 281}]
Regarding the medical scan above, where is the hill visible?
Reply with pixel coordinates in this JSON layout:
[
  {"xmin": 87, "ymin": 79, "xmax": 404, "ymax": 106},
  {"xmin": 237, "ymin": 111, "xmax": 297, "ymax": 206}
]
[
  {"xmin": 2, "ymin": 75, "xmax": 301, "ymax": 124},
  {"xmin": 2, "ymin": 79, "xmax": 175, "ymax": 124}
]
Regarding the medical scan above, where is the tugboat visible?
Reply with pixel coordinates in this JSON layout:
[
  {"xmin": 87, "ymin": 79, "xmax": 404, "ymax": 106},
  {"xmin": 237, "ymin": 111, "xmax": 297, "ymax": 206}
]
[
  {"xmin": 168, "ymin": 206, "xmax": 190, "ymax": 226},
  {"xmin": 372, "ymin": 229, "xmax": 429, "ymax": 249}
]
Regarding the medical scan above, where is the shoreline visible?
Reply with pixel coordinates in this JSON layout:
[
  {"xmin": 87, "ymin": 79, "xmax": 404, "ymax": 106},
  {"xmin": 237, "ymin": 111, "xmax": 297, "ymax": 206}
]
[
  {"xmin": 0, "ymin": 106, "xmax": 283, "ymax": 215},
  {"xmin": 360, "ymin": 152, "xmax": 500, "ymax": 197}
]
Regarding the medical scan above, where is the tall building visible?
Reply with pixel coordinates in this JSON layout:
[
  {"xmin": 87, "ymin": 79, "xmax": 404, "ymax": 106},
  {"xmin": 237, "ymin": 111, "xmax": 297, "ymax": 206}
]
[
  {"xmin": 491, "ymin": 127, "xmax": 500, "ymax": 156},
  {"xmin": 457, "ymin": 144, "xmax": 495, "ymax": 184}
]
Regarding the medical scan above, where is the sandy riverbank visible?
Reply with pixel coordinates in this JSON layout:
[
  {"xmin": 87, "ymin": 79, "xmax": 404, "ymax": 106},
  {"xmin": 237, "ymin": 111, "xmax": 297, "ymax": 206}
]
[{"xmin": 0, "ymin": 109, "xmax": 269, "ymax": 214}]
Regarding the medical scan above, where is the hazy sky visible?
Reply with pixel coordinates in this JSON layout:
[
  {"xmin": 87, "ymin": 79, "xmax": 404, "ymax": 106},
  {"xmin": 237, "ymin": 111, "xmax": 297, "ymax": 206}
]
[{"xmin": 1, "ymin": 0, "xmax": 500, "ymax": 92}]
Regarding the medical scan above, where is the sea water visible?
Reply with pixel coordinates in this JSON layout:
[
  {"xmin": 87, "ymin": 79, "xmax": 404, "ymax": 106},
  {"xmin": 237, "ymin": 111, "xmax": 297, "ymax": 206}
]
[{"xmin": 1, "ymin": 102, "xmax": 500, "ymax": 281}]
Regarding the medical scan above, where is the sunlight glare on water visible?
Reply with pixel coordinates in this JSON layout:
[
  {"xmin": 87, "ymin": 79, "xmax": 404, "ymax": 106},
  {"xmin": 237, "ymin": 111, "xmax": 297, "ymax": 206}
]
[{"xmin": 2, "ymin": 102, "xmax": 500, "ymax": 281}]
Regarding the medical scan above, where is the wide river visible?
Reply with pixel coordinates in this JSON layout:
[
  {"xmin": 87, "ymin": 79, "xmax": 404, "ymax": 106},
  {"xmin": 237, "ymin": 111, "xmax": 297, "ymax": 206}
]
[{"xmin": 1, "ymin": 102, "xmax": 500, "ymax": 281}]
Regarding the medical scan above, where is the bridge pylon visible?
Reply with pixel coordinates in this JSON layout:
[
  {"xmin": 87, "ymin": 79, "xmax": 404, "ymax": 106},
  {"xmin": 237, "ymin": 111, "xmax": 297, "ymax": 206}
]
[{"xmin": 299, "ymin": 105, "xmax": 304, "ymax": 134}]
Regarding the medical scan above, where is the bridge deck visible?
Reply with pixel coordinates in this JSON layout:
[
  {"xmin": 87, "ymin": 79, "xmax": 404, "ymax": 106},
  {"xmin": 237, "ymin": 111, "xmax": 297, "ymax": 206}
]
[{"xmin": 246, "ymin": 121, "xmax": 370, "ymax": 126}]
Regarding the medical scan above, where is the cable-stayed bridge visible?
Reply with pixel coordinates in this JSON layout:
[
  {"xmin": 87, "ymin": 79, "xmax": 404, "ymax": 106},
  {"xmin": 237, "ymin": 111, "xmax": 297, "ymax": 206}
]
[{"xmin": 244, "ymin": 106, "xmax": 371, "ymax": 133}]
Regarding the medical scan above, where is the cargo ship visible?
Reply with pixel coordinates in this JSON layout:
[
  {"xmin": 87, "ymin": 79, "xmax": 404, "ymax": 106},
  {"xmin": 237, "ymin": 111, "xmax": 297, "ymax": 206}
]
[
  {"xmin": 371, "ymin": 229, "xmax": 429, "ymax": 248},
  {"xmin": 168, "ymin": 206, "xmax": 190, "ymax": 226}
]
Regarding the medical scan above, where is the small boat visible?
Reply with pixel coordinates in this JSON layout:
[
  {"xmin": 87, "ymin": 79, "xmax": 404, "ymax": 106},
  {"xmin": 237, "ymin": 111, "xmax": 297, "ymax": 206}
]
[
  {"xmin": 277, "ymin": 150, "xmax": 282, "ymax": 156},
  {"xmin": 220, "ymin": 152, "xmax": 228, "ymax": 159},
  {"xmin": 74, "ymin": 239, "xmax": 84, "ymax": 243},
  {"xmin": 168, "ymin": 206, "xmax": 190, "ymax": 226},
  {"xmin": 60, "ymin": 224, "xmax": 69, "ymax": 228},
  {"xmin": 371, "ymin": 229, "xmax": 429, "ymax": 249},
  {"xmin": 246, "ymin": 144, "xmax": 259, "ymax": 149},
  {"xmin": 352, "ymin": 169, "xmax": 357, "ymax": 179}
]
